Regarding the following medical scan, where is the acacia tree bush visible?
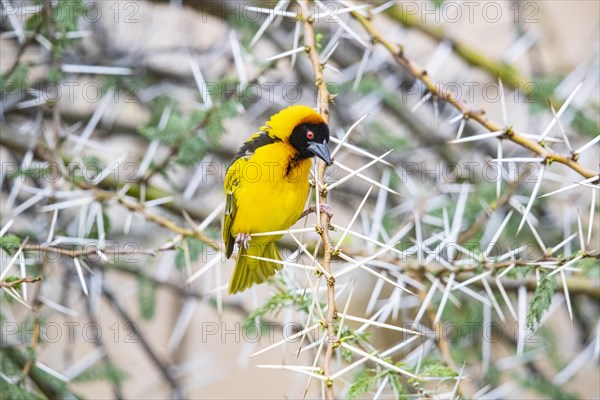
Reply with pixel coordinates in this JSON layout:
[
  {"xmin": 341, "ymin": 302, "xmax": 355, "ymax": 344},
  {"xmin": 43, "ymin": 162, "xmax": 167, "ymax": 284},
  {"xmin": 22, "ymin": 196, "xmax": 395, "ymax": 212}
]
[{"xmin": 1, "ymin": 1, "xmax": 598, "ymax": 399}]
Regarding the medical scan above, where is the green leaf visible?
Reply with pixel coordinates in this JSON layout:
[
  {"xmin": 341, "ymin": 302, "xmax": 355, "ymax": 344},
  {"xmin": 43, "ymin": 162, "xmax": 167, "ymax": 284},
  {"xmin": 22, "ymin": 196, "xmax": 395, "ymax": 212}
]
[
  {"xmin": 517, "ymin": 373, "xmax": 579, "ymax": 400},
  {"xmin": 243, "ymin": 291, "xmax": 312, "ymax": 326},
  {"xmin": 579, "ymin": 257, "xmax": 600, "ymax": 278},
  {"xmin": 176, "ymin": 136, "xmax": 205, "ymax": 166},
  {"xmin": 572, "ymin": 110, "xmax": 599, "ymax": 137},
  {"xmin": 420, "ymin": 363, "xmax": 457, "ymax": 378},
  {"xmin": 175, "ymin": 238, "xmax": 205, "ymax": 269},
  {"xmin": 2, "ymin": 276, "xmax": 23, "ymax": 290},
  {"xmin": 0, "ymin": 235, "xmax": 21, "ymax": 255},
  {"xmin": 388, "ymin": 372, "xmax": 406, "ymax": 396},
  {"xmin": 73, "ymin": 361, "xmax": 128, "ymax": 386},
  {"xmin": 88, "ymin": 206, "xmax": 111, "ymax": 239},
  {"xmin": 0, "ymin": 377, "xmax": 45, "ymax": 400},
  {"xmin": 526, "ymin": 273, "xmax": 557, "ymax": 330},
  {"xmin": 347, "ymin": 368, "xmax": 377, "ymax": 399},
  {"xmin": 137, "ymin": 275, "xmax": 156, "ymax": 320},
  {"xmin": 0, "ymin": 65, "xmax": 29, "ymax": 95},
  {"xmin": 315, "ymin": 32, "xmax": 323, "ymax": 50}
]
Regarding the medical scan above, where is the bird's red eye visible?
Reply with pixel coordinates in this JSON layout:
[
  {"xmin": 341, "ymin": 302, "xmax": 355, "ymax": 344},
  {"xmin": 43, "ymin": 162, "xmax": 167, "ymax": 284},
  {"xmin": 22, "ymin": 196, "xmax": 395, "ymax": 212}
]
[{"xmin": 306, "ymin": 131, "xmax": 315, "ymax": 140}]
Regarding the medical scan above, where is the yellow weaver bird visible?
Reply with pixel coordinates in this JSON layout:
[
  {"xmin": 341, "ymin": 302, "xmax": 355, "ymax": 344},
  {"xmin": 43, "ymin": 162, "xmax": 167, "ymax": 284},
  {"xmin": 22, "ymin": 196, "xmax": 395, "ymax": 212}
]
[{"xmin": 223, "ymin": 105, "xmax": 331, "ymax": 294}]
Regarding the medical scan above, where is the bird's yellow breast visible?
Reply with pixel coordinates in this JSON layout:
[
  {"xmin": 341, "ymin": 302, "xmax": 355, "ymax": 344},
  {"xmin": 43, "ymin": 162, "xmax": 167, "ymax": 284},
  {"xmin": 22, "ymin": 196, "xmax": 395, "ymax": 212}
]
[{"xmin": 226, "ymin": 141, "xmax": 311, "ymax": 239}]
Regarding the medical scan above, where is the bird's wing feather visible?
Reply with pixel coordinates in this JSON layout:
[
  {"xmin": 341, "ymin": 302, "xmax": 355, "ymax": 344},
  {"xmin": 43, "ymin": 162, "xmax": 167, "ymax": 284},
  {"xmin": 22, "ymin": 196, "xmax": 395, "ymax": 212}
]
[
  {"xmin": 230, "ymin": 131, "xmax": 280, "ymax": 166},
  {"xmin": 223, "ymin": 166, "xmax": 239, "ymax": 259},
  {"xmin": 223, "ymin": 131, "xmax": 281, "ymax": 259}
]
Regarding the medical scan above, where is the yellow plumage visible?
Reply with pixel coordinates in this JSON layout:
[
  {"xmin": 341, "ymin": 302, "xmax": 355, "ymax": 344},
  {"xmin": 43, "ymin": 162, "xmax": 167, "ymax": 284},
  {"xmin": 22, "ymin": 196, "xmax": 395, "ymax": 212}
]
[{"xmin": 223, "ymin": 105, "xmax": 330, "ymax": 293}]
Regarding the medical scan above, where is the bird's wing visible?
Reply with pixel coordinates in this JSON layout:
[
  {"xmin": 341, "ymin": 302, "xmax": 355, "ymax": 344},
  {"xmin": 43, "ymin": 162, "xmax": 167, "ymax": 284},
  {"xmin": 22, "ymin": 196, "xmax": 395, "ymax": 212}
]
[
  {"xmin": 223, "ymin": 131, "xmax": 281, "ymax": 259},
  {"xmin": 223, "ymin": 163, "xmax": 239, "ymax": 259}
]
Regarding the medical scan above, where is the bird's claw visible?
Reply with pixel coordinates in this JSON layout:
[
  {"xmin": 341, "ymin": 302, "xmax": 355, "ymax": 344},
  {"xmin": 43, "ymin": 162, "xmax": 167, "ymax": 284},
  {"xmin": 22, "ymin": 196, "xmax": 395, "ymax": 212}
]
[
  {"xmin": 299, "ymin": 203, "xmax": 334, "ymax": 220},
  {"xmin": 319, "ymin": 203, "xmax": 334, "ymax": 219},
  {"xmin": 235, "ymin": 233, "xmax": 251, "ymax": 250}
]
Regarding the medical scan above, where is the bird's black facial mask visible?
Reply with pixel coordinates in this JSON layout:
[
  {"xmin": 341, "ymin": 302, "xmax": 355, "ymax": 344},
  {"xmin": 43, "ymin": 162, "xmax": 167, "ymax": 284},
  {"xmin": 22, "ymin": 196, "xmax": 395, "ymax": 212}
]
[{"xmin": 290, "ymin": 122, "xmax": 331, "ymax": 165}]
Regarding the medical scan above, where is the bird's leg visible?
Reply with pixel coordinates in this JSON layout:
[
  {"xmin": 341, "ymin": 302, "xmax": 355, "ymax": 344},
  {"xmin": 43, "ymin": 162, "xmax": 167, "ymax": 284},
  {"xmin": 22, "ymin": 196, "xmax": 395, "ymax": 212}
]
[
  {"xmin": 235, "ymin": 233, "xmax": 251, "ymax": 250},
  {"xmin": 299, "ymin": 203, "xmax": 334, "ymax": 220}
]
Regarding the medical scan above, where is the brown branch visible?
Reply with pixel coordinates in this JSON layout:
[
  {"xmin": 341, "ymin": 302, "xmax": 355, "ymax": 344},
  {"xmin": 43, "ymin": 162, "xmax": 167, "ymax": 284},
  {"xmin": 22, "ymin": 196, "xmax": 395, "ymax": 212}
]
[
  {"xmin": 334, "ymin": 250, "xmax": 600, "ymax": 298},
  {"xmin": 350, "ymin": 10, "xmax": 599, "ymax": 180},
  {"xmin": 0, "ymin": 275, "xmax": 43, "ymax": 288},
  {"xmin": 86, "ymin": 184, "xmax": 219, "ymax": 249},
  {"xmin": 3, "ymin": 2, "xmax": 48, "ymax": 79},
  {"xmin": 23, "ymin": 243, "xmax": 167, "ymax": 259},
  {"xmin": 0, "ymin": 133, "xmax": 211, "ymax": 223},
  {"xmin": 457, "ymin": 175, "xmax": 523, "ymax": 244},
  {"xmin": 102, "ymin": 283, "xmax": 184, "ymax": 399},
  {"xmin": 383, "ymin": 5, "xmax": 531, "ymax": 97},
  {"xmin": 300, "ymin": 2, "xmax": 337, "ymax": 398}
]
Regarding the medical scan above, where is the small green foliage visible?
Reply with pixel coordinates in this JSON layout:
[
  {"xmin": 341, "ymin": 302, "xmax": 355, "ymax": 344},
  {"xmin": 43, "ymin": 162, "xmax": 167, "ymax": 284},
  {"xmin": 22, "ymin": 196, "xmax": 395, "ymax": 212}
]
[
  {"xmin": 244, "ymin": 291, "xmax": 312, "ymax": 326},
  {"xmin": 88, "ymin": 206, "xmax": 111, "ymax": 240},
  {"xmin": 516, "ymin": 373, "xmax": 579, "ymax": 400},
  {"xmin": 176, "ymin": 136, "xmax": 205, "ymax": 166},
  {"xmin": 419, "ymin": 362, "xmax": 457, "ymax": 378},
  {"xmin": 0, "ymin": 377, "xmax": 45, "ymax": 400},
  {"xmin": 347, "ymin": 368, "xmax": 377, "ymax": 399},
  {"xmin": 25, "ymin": 0, "xmax": 85, "ymax": 58},
  {"xmin": 367, "ymin": 121, "xmax": 410, "ymax": 151},
  {"xmin": 526, "ymin": 273, "xmax": 557, "ymax": 330},
  {"xmin": 47, "ymin": 67, "xmax": 63, "ymax": 83},
  {"xmin": 578, "ymin": 257, "xmax": 600, "ymax": 278},
  {"xmin": 537, "ymin": 327, "xmax": 564, "ymax": 370},
  {"xmin": 9, "ymin": 165, "xmax": 54, "ymax": 181},
  {"xmin": 204, "ymin": 100, "xmax": 238, "ymax": 144},
  {"xmin": 0, "ymin": 65, "xmax": 29, "ymax": 95},
  {"xmin": 3, "ymin": 276, "xmax": 23, "ymax": 290},
  {"xmin": 572, "ymin": 110, "xmax": 599, "ymax": 137},
  {"xmin": 175, "ymin": 238, "xmax": 205, "ymax": 269},
  {"xmin": 0, "ymin": 235, "xmax": 21, "ymax": 255},
  {"xmin": 336, "ymin": 324, "xmax": 371, "ymax": 363},
  {"xmin": 485, "ymin": 365, "xmax": 500, "ymax": 386},
  {"xmin": 347, "ymin": 364, "xmax": 409, "ymax": 399},
  {"xmin": 139, "ymin": 95, "xmax": 238, "ymax": 168},
  {"xmin": 529, "ymin": 75, "xmax": 563, "ymax": 113},
  {"xmin": 315, "ymin": 32, "xmax": 323, "ymax": 50},
  {"xmin": 137, "ymin": 275, "xmax": 156, "ymax": 320},
  {"xmin": 72, "ymin": 361, "xmax": 128, "ymax": 386},
  {"xmin": 388, "ymin": 372, "xmax": 405, "ymax": 397}
]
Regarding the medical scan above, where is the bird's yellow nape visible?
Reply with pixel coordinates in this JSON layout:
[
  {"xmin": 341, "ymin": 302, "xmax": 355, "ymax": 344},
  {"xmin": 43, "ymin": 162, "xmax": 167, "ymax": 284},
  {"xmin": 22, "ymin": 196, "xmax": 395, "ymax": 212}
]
[{"xmin": 264, "ymin": 105, "xmax": 325, "ymax": 141}]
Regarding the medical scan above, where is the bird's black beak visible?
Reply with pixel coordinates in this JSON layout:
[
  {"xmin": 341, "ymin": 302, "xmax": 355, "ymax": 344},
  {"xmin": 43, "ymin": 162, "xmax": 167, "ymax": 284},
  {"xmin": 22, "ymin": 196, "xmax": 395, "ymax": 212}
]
[{"xmin": 308, "ymin": 140, "xmax": 332, "ymax": 165}]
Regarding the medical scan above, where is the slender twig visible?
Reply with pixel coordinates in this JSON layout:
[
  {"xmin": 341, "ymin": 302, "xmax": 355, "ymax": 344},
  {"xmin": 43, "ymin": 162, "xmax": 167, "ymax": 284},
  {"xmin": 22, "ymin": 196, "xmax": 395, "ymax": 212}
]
[
  {"xmin": 457, "ymin": 177, "xmax": 522, "ymax": 243},
  {"xmin": 350, "ymin": 10, "xmax": 598, "ymax": 180},
  {"xmin": 0, "ymin": 133, "xmax": 211, "ymax": 222},
  {"xmin": 0, "ymin": 275, "xmax": 42, "ymax": 288},
  {"xmin": 300, "ymin": 2, "xmax": 337, "ymax": 398},
  {"xmin": 383, "ymin": 5, "xmax": 531, "ymax": 96},
  {"xmin": 1, "ymin": 347, "xmax": 81, "ymax": 399},
  {"xmin": 88, "ymin": 185, "xmax": 219, "ymax": 249},
  {"xmin": 23, "ymin": 243, "xmax": 164, "ymax": 258},
  {"xmin": 102, "ymin": 283, "xmax": 184, "ymax": 399},
  {"xmin": 3, "ymin": 2, "xmax": 47, "ymax": 79}
]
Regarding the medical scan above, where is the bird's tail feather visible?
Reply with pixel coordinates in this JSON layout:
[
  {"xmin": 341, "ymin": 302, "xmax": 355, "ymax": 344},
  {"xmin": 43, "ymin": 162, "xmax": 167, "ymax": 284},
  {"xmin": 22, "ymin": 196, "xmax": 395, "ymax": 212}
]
[{"xmin": 228, "ymin": 241, "xmax": 282, "ymax": 294}]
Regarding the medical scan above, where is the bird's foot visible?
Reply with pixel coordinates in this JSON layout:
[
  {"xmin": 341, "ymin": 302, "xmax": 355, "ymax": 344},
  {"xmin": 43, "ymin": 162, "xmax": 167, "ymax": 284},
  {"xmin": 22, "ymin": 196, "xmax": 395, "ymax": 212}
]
[
  {"xmin": 299, "ymin": 203, "xmax": 334, "ymax": 220},
  {"xmin": 319, "ymin": 203, "xmax": 334, "ymax": 218},
  {"xmin": 235, "ymin": 233, "xmax": 251, "ymax": 250}
]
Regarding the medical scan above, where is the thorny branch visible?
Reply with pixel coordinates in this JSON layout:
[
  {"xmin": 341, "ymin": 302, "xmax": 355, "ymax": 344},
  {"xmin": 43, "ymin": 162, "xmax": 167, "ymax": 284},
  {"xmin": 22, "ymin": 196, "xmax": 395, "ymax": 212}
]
[
  {"xmin": 300, "ymin": 1, "xmax": 337, "ymax": 398},
  {"xmin": 383, "ymin": 5, "xmax": 532, "ymax": 96},
  {"xmin": 0, "ymin": 275, "xmax": 43, "ymax": 288},
  {"xmin": 350, "ymin": 10, "xmax": 599, "ymax": 180},
  {"xmin": 81, "ymin": 184, "xmax": 219, "ymax": 249}
]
